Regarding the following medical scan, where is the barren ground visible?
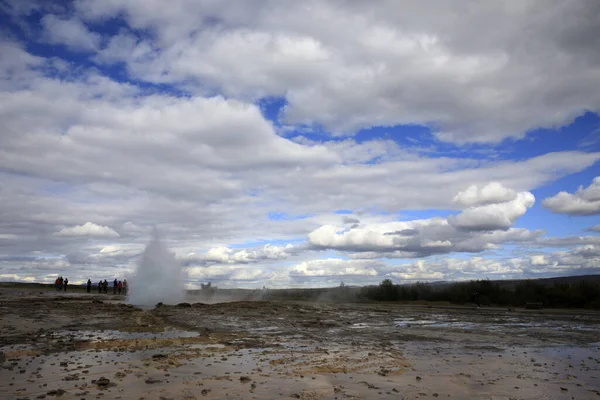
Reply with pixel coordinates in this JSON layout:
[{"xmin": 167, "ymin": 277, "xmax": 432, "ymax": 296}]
[{"xmin": 1, "ymin": 288, "xmax": 599, "ymax": 399}]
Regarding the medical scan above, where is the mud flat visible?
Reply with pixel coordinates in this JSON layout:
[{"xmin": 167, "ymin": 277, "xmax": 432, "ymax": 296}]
[{"xmin": 1, "ymin": 288, "xmax": 599, "ymax": 399}]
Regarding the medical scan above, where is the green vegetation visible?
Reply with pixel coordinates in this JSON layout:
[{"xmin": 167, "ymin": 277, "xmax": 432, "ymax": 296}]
[
  {"xmin": 360, "ymin": 278, "xmax": 600, "ymax": 309},
  {"xmin": 3, "ymin": 275, "xmax": 600, "ymax": 309}
]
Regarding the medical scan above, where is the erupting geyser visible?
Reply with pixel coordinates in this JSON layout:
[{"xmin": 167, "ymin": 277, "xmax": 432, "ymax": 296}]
[{"xmin": 127, "ymin": 232, "xmax": 185, "ymax": 306}]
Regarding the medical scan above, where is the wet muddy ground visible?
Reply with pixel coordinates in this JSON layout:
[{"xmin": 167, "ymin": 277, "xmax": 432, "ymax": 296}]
[{"xmin": 1, "ymin": 289, "xmax": 599, "ymax": 399}]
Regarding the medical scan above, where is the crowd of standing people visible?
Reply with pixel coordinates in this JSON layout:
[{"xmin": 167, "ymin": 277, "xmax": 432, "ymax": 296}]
[
  {"xmin": 55, "ymin": 276, "xmax": 127, "ymax": 295},
  {"xmin": 54, "ymin": 276, "xmax": 68, "ymax": 291},
  {"xmin": 92, "ymin": 278, "xmax": 127, "ymax": 295}
]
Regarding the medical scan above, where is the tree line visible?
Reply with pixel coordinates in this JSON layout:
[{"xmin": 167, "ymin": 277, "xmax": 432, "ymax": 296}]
[{"xmin": 359, "ymin": 278, "xmax": 600, "ymax": 309}]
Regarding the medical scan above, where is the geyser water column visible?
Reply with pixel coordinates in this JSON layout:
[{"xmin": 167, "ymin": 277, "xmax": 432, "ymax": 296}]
[{"xmin": 127, "ymin": 233, "xmax": 185, "ymax": 306}]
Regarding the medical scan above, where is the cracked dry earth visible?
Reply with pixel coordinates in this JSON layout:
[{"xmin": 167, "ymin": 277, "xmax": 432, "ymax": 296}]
[{"xmin": 1, "ymin": 289, "xmax": 600, "ymax": 399}]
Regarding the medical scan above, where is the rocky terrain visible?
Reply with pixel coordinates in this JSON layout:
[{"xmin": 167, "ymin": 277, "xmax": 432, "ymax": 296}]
[{"xmin": 1, "ymin": 288, "xmax": 599, "ymax": 399}]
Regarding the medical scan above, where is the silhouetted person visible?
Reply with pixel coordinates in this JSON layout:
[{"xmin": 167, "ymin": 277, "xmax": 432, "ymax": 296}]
[
  {"xmin": 117, "ymin": 280, "xmax": 122, "ymax": 295},
  {"xmin": 123, "ymin": 279, "xmax": 128, "ymax": 295},
  {"xmin": 473, "ymin": 292, "xmax": 481, "ymax": 308},
  {"xmin": 63, "ymin": 278, "xmax": 68, "ymax": 292},
  {"xmin": 103, "ymin": 279, "xmax": 108, "ymax": 294},
  {"xmin": 113, "ymin": 279, "xmax": 118, "ymax": 295},
  {"xmin": 98, "ymin": 280, "xmax": 102, "ymax": 293},
  {"xmin": 87, "ymin": 279, "xmax": 92, "ymax": 293}
]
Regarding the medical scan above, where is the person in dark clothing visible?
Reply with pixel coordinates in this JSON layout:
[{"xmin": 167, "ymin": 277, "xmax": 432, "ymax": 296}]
[
  {"xmin": 87, "ymin": 279, "xmax": 92, "ymax": 293},
  {"xmin": 98, "ymin": 280, "xmax": 102, "ymax": 293},
  {"xmin": 113, "ymin": 278, "xmax": 118, "ymax": 295},
  {"xmin": 63, "ymin": 278, "xmax": 68, "ymax": 292},
  {"xmin": 473, "ymin": 292, "xmax": 481, "ymax": 308},
  {"xmin": 103, "ymin": 279, "xmax": 108, "ymax": 293},
  {"xmin": 117, "ymin": 280, "xmax": 122, "ymax": 295}
]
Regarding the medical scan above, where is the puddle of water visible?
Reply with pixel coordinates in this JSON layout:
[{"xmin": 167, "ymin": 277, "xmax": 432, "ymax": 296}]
[
  {"xmin": 390, "ymin": 314, "xmax": 600, "ymax": 334},
  {"xmin": 51, "ymin": 329, "xmax": 201, "ymax": 342},
  {"xmin": 248, "ymin": 326, "xmax": 283, "ymax": 335}
]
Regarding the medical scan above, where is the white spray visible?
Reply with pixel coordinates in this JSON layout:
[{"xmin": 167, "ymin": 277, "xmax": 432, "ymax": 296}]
[{"xmin": 127, "ymin": 231, "xmax": 185, "ymax": 306}]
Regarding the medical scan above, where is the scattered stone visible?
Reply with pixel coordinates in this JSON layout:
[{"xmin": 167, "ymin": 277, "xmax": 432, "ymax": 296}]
[
  {"xmin": 177, "ymin": 303, "xmax": 192, "ymax": 307},
  {"xmin": 239, "ymin": 376, "xmax": 251, "ymax": 383},
  {"xmin": 46, "ymin": 389, "xmax": 66, "ymax": 397},
  {"xmin": 114, "ymin": 372, "xmax": 126, "ymax": 379},
  {"xmin": 560, "ymin": 387, "xmax": 568, "ymax": 391},
  {"xmin": 358, "ymin": 381, "xmax": 378, "ymax": 389},
  {"xmin": 63, "ymin": 374, "xmax": 79, "ymax": 381},
  {"xmin": 152, "ymin": 354, "xmax": 167, "ymax": 359},
  {"xmin": 200, "ymin": 389, "xmax": 210, "ymax": 396},
  {"xmin": 96, "ymin": 377, "xmax": 111, "ymax": 388},
  {"xmin": 416, "ymin": 376, "xmax": 422, "ymax": 381},
  {"xmin": 145, "ymin": 378, "xmax": 163, "ymax": 384}
]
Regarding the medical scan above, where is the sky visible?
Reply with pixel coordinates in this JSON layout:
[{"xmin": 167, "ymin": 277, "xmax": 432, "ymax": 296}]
[{"xmin": 1, "ymin": 0, "xmax": 599, "ymax": 289}]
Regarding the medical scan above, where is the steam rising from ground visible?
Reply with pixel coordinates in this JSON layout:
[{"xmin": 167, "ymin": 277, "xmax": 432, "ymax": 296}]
[{"xmin": 127, "ymin": 233, "xmax": 184, "ymax": 306}]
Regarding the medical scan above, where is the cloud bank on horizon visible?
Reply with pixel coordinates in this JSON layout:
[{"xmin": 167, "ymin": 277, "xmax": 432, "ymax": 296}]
[{"xmin": 0, "ymin": 0, "xmax": 599, "ymax": 288}]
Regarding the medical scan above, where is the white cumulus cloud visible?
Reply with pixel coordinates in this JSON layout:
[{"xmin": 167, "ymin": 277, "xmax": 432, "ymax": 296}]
[
  {"xmin": 453, "ymin": 182, "xmax": 517, "ymax": 207},
  {"xmin": 41, "ymin": 15, "xmax": 101, "ymax": 51},
  {"xmin": 450, "ymin": 191, "xmax": 535, "ymax": 231},
  {"xmin": 543, "ymin": 177, "xmax": 600, "ymax": 216},
  {"xmin": 54, "ymin": 222, "xmax": 120, "ymax": 238}
]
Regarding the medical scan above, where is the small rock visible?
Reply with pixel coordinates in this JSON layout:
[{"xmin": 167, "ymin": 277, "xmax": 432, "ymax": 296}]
[
  {"xmin": 239, "ymin": 376, "xmax": 251, "ymax": 383},
  {"xmin": 152, "ymin": 354, "xmax": 167, "ymax": 359},
  {"xmin": 200, "ymin": 389, "xmax": 210, "ymax": 396},
  {"xmin": 560, "ymin": 387, "xmax": 568, "ymax": 391},
  {"xmin": 96, "ymin": 377, "xmax": 111, "ymax": 388},
  {"xmin": 46, "ymin": 389, "xmax": 66, "ymax": 397},
  {"xmin": 145, "ymin": 378, "xmax": 162, "ymax": 384},
  {"xmin": 177, "ymin": 302, "xmax": 191, "ymax": 307}
]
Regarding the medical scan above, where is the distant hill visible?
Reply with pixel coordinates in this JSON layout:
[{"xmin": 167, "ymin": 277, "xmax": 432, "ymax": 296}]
[
  {"xmin": 1, "ymin": 274, "xmax": 599, "ymax": 291},
  {"xmin": 423, "ymin": 275, "xmax": 600, "ymax": 290}
]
